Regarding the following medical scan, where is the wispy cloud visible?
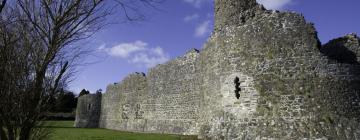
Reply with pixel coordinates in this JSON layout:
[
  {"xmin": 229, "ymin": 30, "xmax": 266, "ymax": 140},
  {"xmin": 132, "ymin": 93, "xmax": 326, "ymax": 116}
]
[
  {"xmin": 184, "ymin": 13, "xmax": 199, "ymax": 22},
  {"xmin": 130, "ymin": 47, "xmax": 169, "ymax": 68},
  {"xmin": 106, "ymin": 41, "xmax": 146, "ymax": 58},
  {"xmin": 257, "ymin": 0, "xmax": 293, "ymax": 10},
  {"xmin": 183, "ymin": 0, "xmax": 209, "ymax": 8},
  {"xmin": 100, "ymin": 41, "xmax": 170, "ymax": 68},
  {"xmin": 97, "ymin": 44, "xmax": 106, "ymax": 51},
  {"xmin": 195, "ymin": 20, "xmax": 211, "ymax": 37}
]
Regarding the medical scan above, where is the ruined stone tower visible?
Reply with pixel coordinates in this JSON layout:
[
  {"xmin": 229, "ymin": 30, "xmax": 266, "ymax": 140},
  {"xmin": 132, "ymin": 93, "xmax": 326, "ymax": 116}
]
[
  {"xmin": 76, "ymin": 0, "xmax": 360, "ymax": 139},
  {"xmin": 75, "ymin": 94, "xmax": 101, "ymax": 128}
]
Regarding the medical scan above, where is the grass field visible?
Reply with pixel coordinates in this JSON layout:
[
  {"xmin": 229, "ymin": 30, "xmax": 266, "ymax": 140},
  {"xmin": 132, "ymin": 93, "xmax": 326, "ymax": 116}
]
[{"xmin": 44, "ymin": 121, "xmax": 199, "ymax": 140}]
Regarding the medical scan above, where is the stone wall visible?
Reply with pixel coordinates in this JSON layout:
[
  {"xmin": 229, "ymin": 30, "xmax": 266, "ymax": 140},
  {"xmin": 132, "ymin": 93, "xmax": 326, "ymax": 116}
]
[
  {"xmin": 99, "ymin": 72, "xmax": 147, "ymax": 132},
  {"xmin": 75, "ymin": 0, "xmax": 360, "ymax": 139},
  {"xmin": 143, "ymin": 49, "xmax": 201, "ymax": 134},
  {"xmin": 97, "ymin": 49, "xmax": 201, "ymax": 135}
]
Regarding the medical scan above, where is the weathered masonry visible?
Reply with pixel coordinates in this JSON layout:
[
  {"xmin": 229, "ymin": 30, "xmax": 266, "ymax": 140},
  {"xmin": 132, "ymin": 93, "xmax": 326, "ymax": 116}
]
[{"xmin": 75, "ymin": 0, "xmax": 360, "ymax": 139}]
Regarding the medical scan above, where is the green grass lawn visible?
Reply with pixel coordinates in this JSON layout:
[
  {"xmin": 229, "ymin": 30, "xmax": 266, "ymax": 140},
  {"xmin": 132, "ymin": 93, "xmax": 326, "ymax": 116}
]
[{"xmin": 43, "ymin": 121, "xmax": 199, "ymax": 140}]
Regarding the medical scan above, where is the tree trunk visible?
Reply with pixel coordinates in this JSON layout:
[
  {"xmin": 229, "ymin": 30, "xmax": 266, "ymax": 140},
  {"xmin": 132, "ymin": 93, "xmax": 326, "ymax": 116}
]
[
  {"xmin": 7, "ymin": 126, "xmax": 14, "ymax": 140},
  {"xmin": 19, "ymin": 126, "xmax": 31, "ymax": 140},
  {"xmin": 0, "ymin": 124, "xmax": 7, "ymax": 140}
]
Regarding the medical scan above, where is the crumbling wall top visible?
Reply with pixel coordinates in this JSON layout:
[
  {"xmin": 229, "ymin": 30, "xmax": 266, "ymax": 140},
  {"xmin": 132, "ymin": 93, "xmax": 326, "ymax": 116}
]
[
  {"xmin": 215, "ymin": 0, "xmax": 263, "ymax": 30},
  {"xmin": 321, "ymin": 33, "xmax": 360, "ymax": 64}
]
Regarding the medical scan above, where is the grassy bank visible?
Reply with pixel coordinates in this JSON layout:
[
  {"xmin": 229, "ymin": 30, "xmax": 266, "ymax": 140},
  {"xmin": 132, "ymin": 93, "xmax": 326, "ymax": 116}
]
[{"xmin": 43, "ymin": 121, "xmax": 198, "ymax": 140}]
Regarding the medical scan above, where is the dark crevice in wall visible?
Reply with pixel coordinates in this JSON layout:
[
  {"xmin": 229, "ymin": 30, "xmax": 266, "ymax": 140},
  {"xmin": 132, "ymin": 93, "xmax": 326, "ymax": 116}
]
[{"xmin": 234, "ymin": 77, "xmax": 241, "ymax": 99}]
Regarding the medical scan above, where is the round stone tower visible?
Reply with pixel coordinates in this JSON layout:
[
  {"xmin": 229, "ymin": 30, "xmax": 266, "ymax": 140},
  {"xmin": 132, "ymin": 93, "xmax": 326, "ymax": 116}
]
[{"xmin": 74, "ymin": 94, "xmax": 102, "ymax": 128}]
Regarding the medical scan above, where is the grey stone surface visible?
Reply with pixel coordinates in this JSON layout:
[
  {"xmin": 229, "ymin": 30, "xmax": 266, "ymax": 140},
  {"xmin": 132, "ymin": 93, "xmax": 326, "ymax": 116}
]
[
  {"xmin": 97, "ymin": 49, "xmax": 201, "ymax": 135},
  {"xmin": 75, "ymin": 0, "xmax": 360, "ymax": 139}
]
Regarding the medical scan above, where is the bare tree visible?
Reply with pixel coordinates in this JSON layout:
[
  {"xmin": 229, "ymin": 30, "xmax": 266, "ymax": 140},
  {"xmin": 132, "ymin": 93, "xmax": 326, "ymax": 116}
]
[
  {"xmin": 0, "ymin": 0, "xmax": 6, "ymax": 13},
  {"xmin": 0, "ymin": 0, "xmax": 163, "ymax": 140}
]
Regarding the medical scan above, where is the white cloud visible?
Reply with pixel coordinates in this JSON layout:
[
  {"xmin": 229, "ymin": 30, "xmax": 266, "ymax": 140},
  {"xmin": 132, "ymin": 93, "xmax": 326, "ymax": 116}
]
[
  {"xmin": 257, "ymin": 0, "xmax": 293, "ymax": 10},
  {"xmin": 130, "ymin": 47, "xmax": 169, "ymax": 68},
  {"xmin": 103, "ymin": 41, "xmax": 170, "ymax": 68},
  {"xmin": 107, "ymin": 41, "xmax": 146, "ymax": 58},
  {"xmin": 184, "ymin": 14, "xmax": 199, "ymax": 22},
  {"xmin": 183, "ymin": 0, "xmax": 209, "ymax": 8},
  {"xmin": 195, "ymin": 20, "xmax": 211, "ymax": 37}
]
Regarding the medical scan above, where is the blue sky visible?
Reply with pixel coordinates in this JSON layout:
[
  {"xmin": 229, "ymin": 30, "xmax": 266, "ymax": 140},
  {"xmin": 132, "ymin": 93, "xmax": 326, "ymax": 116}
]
[{"xmin": 69, "ymin": 0, "xmax": 360, "ymax": 94}]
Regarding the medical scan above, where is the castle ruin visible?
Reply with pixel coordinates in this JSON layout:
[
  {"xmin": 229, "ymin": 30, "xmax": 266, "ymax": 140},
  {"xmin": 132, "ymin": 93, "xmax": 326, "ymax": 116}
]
[{"xmin": 75, "ymin": 0, "xmax": 360, "ymax": 139}]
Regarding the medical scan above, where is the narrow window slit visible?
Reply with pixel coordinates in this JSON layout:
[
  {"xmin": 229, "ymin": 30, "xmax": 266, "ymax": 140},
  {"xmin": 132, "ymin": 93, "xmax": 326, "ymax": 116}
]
[{"xmin": 234, "ymin": 77, "xmax": 241, "ymax": 99}]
